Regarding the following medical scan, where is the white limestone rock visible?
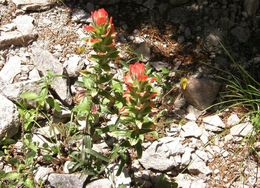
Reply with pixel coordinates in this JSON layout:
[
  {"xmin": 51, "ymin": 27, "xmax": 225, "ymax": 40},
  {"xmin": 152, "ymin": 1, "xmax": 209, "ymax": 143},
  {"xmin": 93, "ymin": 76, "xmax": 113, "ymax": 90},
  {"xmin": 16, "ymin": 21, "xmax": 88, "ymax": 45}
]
[
  {"xmin": 230, "ymin": 122, "xmax": 253, "ymax": 137},
  {"xmin": 180, "ymin": 121, "xmax": 203, "ymax": 138},
  {"xmin": 0, "ymin": 56, "xmax": 21, "ymax": 84},
  {"xmin": 0, "ymin": 94, "xmax": 19, "ymax": 139},
  {"xmin": 227, "ymin": 113, "xmax": 240, "ymax": 126},
  {"xmin": 139, "ymin": 137, "xmax": 185, "ymax": 171},
  {"xmin": 203, "ymin": 115, "xmax": 225, "ymax": 132}
]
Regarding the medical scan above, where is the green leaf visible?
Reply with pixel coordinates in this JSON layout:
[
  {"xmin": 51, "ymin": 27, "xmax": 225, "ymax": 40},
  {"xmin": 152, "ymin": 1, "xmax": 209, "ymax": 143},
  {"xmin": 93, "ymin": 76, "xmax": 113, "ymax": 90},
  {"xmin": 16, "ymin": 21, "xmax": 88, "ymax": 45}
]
[
  {"xmin": 43, "ymin": 155, "xmax": 53, "ymax": 161},
  {"xmin": 54, "ymin": 100, "xmax": 61, "ymax": 112},
  {"xmin": 110, "ymin": 130, "xmax": 130, "ymax": 138},
  {"xmin": 135, "ymin": 141, "xmax": 143, "ymax": 158},
  {"xmin": 39, "ymin": 87, "xmax": 48, "ymax": 98},
  {"xmin": 112, "ymin": 80, "xmax": 123, "ymax": 93},
  {"xmin": 20, "ymin": 92, "xmax": 38, "ymax": 100},
  {"xmin": 155, "ymin": 174, "xmax": 178, "ymax": 188},
  {"xmin": 83, "ymin": 135, "xmax": 92, "ymax": 149},
  {"xmin": 84, "ymin": 148, "xmax": 109, "ymax": 163},
  {"xmin": 1, "ymin": 138, "xmax": 16, "ymax": 146},
  {"xmin": 74, "ymin": 97, "xmax": 92, "ymax": 115},
  {"xmin": 6, "ymin": 172, "xmax": 20, "ymax": 180},
  {"xmin": 24, "ymin": 178, "xmax": 35, "ymax": 188}
]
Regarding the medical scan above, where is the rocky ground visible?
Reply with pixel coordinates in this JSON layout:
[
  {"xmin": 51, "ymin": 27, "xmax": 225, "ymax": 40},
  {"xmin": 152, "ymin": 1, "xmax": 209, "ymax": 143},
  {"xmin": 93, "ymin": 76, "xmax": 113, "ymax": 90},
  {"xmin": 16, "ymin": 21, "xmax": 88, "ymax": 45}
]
[{"xmin": 0, "ymin": 0, "xmax": 259, "ymax": 187}]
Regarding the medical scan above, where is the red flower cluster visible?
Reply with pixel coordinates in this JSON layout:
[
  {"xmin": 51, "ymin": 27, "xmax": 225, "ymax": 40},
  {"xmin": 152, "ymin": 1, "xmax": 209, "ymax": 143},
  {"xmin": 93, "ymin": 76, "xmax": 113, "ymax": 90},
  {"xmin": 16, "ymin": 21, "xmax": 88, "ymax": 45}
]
[
  {"xmin": 124, "ymin": 63, "xmax": 156, "ymax": 86},
  {"xmin": 83, "ymin": 8, "xmax": 116, "ymax": 48},
  {"xmin": 122, "ymin": 62, "xmax": 157, "ymax": 114}
]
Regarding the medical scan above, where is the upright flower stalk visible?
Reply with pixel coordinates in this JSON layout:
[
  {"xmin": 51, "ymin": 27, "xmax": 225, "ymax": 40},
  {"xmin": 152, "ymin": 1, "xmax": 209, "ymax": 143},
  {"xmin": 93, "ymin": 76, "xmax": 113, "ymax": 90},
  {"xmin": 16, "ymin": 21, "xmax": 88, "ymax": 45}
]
[
  {"xmin": 114, "ymin": 62, "xmax": 158, "ymax": 159},
  {"xmin": 75, "ymin": 8, "xmax": 119, "ymax": 136},
  {"xmin": 84, "ymin": 8, "xmax": 118, "ymax": 69},
  {"xmin": 122, "ymin": 62, "xmax": 157, "ymax": 120}
]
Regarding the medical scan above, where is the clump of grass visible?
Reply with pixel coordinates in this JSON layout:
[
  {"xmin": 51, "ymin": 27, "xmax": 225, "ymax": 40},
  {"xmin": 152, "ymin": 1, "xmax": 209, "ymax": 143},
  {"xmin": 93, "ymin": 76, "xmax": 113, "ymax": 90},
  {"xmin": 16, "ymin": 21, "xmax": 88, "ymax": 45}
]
[{"xmin": 218, "ymin": 41, "xmax": 260, "ymax": 134}]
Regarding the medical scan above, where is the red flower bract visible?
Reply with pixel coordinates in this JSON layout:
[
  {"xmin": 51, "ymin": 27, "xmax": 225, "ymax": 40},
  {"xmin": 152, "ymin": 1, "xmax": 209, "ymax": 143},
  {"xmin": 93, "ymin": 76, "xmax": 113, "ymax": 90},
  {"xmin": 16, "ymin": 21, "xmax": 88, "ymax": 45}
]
[
  {"xmin": 129, "ymin": 62, "xmax": 148, "ymax": 82},
  {"xmin": 84, "ymin": 25, "xmax": 95, "ymax": 32},
  {"xmin": 92, "ymin": 8, "xmax": 108, "ymax": 26}
]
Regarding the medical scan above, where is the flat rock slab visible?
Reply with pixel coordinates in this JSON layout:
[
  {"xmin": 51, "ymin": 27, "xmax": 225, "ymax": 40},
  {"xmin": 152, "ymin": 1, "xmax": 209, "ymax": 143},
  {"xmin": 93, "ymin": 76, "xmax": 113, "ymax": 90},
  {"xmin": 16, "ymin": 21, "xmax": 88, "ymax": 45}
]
[
  {"xmin": 139, "ymin": 137, "xmax": 185, "ymax": 171},
  {"xmin": 0, "ymin": 80, "xmax": 41, "ymax": 101},
  {"xmin": 230, "ymin": 122, "xmax": 253, "ymax": 137},
  {"xmin": 32, "ymin": 48, "xmax": 72, "ymax": 104},
  {"xmin": 0, "ymin": 56, "xmax": 21, "ymax": 84},
  {"xmin": 0, "ymin": 31, "xmax": 38, "ymax": 49},
  {"xmin": 48, "ymin": 173, "xmax": 88, "ymax": 188},
  {"xmin": 0, "ymin": 94, "xmax": 19, "ymax": 139},
  {"xmin": 12, "ymin": 0, "xmax": 55, "ymax": 11},
  {"xmin": 13, "ymin": 15, "xmax": 35, "ymax": 34},
  {"xmin": 180, "ymin": 122, "xmax": 203, "ymax": 138},
  {"xmin": 203, "ymin": 115, "xmax": 225, "ymax": 132},
  {"xmin": 85, "ymin": 179, "xmax": 112, "ymax": 188}
]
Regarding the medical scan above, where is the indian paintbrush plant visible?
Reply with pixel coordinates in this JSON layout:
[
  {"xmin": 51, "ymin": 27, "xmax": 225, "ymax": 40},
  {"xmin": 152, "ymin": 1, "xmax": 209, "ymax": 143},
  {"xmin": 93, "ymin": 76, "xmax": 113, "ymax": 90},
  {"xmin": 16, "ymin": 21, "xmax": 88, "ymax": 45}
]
[{"xmin": 77, "ymin": 8, "xmax": 159, "ymax": 174}]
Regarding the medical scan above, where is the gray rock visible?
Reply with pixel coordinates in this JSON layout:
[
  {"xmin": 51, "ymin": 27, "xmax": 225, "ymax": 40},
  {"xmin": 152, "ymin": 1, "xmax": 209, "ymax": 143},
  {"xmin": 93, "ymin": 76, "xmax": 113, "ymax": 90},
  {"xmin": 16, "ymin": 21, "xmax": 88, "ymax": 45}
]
[
  {"xmin": 34, "ymin": 166, "xmax": 53, "ymax": 183},
  {"xmin": 32, "ymin": 134, "xmax": 54, "ymax": 148},
  {"xmin": 181, "ymin": 147, "xmax": 193, "ymax": 166},
  {"xmin": 71, "ymin": 9, "xmax": 89, "ymax": 23},
  {"xmin": 195, "ymin": 150, "xmax": 209, "ymax": 162},
  {"xmin": 182, "ymin": 77, "xmax": 221, "ymax": 110},
  {"xmin": 108, "ymin": 164, "xmax": 131, "ymax": 188},
  {"xmin": 92, "ymin": 142, "xmax": 109, "ymax": 154},
  {"xmin": 0, "ymin": 94, "xmax": 19, "ymax": 139},
  {"xmin": 85, "ymin": 179, "xmax": 112, "ymax": 188},
  {"xmin": 168, "ymin": 7, "xmax": 190, "ymax": 24},
  {"xmin": 158, "ymin": 3, "xmax": 168, "ymax": 15},
  {"xmin": 230, "ymin": 122, "xmax": 253, "ymax": 137},
  {"xmin": 13, "ymin": 15, "xmax": 34, "ymax": 34},
  {"xmin": 0, "ymin": 56, "xmax": 21, "ymax": 84},
  {"xmin": 0, "ymin": 31, "xmax": 38, "ymax": 49},
  {"xmin": 185, "ymin": 105, "xmax": 203, "ymax": 121},
  {"xmin": 64, "ymin": 55, "xmax": 84, "ymax": 77},
  {"xmin": 63, "ymin": 161, "xmax": 71, "ymax": 174},
  {"xmin": 48, "ymin": 173, "xmax": 88, "ymax": 188},
  {"xmin": 169, "ymin": 0, "xmax": 190, "ymax": 6},
  {"xmin": 12, "ymin": 0, "xmax": 55, "ymax": 11},
  {"xmin": 203, "ymin": 115, "xmax": 225, "ymax": 132},
  {"xmin": 231, "ymin": 26, "xmax": 250, "ymax": 43},
  {"xmin": 174, "ymin": 174, "xmax": 192, "ymax": 188},
  {"xmin": 177, "ymin": 35, "xmax": 185, "ymax": 43},
  {"xmin": 188, "ymin": 154, "xmax": 212, "ymax": 175},
  {"xmin": 227, "ymin": 113, "xmax": 240, "ymax": 126},
  {"xmin": 184, "ymin": 27, "xmax": 191, "ymax": 39},
  {"xmin": 32, "ymin": 48, "xmax": 71, "ymax": 104},
  {"xmin": 86, "ymin": 2, "xmax": 94, "ymax": 12},
  {"xmin": 134, "ymin": 42, "xmax": 151, "ymax": 61},
  {"xmin": 214, "ymin": 56, "xmax": 228, "ymax": 68},
  {"xmin": 200, "ymin": 130, "xmax": 210, "ymax": 144},
  {"xmin": 149, "ymin": 61, "xmax": 171, "ymax": 71},
  {"xmin": 29, "ymin": 68, "xmax": 41, "ymax": 80},
  {"xmin": 0, "ymin": 80, "xmax": 41, "ymax": 101},
  {"xmin": 0, "ymin": 23, "xmax": 16, "ymax": 32},
  {"xmin": 98, "ymin": 0, "xmax": 120, "ymax": 5},
  {"xmin": 204, "ymin": 33, "xmax": 222, "ymax": 52},
  {"xmin": 36, "ymin": 126, "xmax": 60, "ymax": 138},
  {"xmin": 244, "ymin": 0, "xmax": 259, "ymax": 16},
  {"xmin": 180, "ymin": 122, "xmax": 203, "ymax": 138},
  {"xmin": 190, "ymin": 180, "xmax": 207, "ymax": 188},
  {"xmin": 3, "ymin": 165, "xmax": 12, "ymax": 173},
  {"xmin": 143, "ymin": 0, "xmax": 156, "ymax": 9},
  {"xmin": 139, "ymin": 137, "xmax": 184, "ymax": 171}
]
